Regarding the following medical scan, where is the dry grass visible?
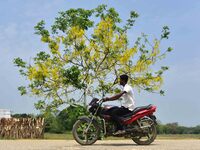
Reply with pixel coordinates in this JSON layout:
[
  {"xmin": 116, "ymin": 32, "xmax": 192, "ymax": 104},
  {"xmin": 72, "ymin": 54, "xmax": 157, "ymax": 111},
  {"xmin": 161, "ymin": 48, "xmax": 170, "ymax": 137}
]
[{"xmin": 44, "ymin": 132, "xmax": 200, "ymax": 140}]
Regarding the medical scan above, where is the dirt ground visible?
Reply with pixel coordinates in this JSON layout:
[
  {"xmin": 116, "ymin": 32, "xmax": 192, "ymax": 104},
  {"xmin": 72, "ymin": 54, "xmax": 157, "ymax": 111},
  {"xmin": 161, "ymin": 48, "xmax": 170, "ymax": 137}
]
[{"xmin": 0, "ymin": 140, "xmax": 200, "ymax": 150}]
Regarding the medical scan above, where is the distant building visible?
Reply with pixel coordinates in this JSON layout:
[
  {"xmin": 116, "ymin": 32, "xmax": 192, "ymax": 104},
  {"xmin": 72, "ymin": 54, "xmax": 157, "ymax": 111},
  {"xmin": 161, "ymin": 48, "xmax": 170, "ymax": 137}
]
[{"xmin": 0, "ymin": 109, "xmax": 11, "ymax": 118}]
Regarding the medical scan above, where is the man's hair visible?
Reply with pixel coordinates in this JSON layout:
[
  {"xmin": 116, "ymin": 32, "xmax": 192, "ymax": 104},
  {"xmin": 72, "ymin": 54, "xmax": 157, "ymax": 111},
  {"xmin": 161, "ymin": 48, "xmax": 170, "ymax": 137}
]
[{"xmin": 120, "ymin": 74, "xmax": 128, "ymax": 83}]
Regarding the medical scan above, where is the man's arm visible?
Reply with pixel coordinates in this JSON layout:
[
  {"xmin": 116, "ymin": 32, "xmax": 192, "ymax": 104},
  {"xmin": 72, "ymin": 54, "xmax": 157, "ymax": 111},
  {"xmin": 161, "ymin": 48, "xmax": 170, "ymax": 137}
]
[{"xmin": 104, "ymin": 91, "xmax": 127, "ymax": 102}]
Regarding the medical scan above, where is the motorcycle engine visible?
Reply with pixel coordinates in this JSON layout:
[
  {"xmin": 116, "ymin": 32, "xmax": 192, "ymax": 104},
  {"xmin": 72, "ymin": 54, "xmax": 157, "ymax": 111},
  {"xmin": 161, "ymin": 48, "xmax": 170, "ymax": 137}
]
[{"xmin": 105, "ymin": 121, "xmax": 116, "ymax": 135}]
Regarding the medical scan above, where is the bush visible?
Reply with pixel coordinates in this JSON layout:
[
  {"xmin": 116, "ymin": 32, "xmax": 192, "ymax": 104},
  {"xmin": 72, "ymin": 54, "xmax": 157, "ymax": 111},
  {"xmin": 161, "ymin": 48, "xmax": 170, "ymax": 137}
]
[{"xmin": 57, "ymin": 105, "xmax": 89, "ymax": 131}]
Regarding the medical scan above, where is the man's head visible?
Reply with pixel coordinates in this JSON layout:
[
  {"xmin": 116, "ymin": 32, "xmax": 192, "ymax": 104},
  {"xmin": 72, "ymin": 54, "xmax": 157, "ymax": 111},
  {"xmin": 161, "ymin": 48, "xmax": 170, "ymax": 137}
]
[{"xmin": 120, "ymin": 74, "xmax": 128, "ymax": 86}]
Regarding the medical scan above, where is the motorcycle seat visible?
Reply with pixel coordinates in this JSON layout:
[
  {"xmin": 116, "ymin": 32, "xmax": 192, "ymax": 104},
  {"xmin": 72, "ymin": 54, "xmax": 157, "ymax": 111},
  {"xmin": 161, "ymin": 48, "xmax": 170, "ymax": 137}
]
[{"xmin": 121, "ymin": 104, "xmax": 152, "ymax": 118}]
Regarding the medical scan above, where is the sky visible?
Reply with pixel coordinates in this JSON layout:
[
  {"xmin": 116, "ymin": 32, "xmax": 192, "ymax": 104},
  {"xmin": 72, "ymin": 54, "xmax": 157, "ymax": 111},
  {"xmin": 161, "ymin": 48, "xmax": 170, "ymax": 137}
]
[{"xmin": 0, "ymin": 0, "xmax": 200, "ymax": 127}]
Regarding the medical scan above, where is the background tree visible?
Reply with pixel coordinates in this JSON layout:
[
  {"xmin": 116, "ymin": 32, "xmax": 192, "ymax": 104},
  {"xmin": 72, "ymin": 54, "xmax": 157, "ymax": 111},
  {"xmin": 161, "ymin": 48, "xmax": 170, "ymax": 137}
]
[
  {"xmin": 14, "ymin": 5, "xmax": 172, "ymax": 113},
  {"xmin": 42, "ymin": 109, "xmax": 64, "ymax": 133},
  {"xmin": 57, "ymin": 105, "xmax": 88, "ymax": 131}
]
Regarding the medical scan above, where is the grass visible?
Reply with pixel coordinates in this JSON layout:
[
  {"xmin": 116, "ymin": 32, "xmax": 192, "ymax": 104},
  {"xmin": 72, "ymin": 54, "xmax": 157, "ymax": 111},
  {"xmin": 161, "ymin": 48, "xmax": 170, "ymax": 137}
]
[
  {"xmin": 44, "ymin": 131, "xmax": 73, "ymax": 140},
  {"xmin": 1, "ymin": 132, "xmax": 200, "ymax": 140},
  {"xmin": 44, "ymin": 132, "xmax": 200, "ymax": 140},
  {"xmin": 157, "ymin": 134, "xmax": 200, "ymax": 140}
]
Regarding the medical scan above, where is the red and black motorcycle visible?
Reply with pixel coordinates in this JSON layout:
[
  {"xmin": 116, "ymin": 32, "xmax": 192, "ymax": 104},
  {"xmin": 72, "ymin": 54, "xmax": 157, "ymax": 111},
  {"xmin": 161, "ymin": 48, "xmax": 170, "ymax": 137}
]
[{"xmin": 72, "ymin": 98, "xmax": 157, "ymax": 145}]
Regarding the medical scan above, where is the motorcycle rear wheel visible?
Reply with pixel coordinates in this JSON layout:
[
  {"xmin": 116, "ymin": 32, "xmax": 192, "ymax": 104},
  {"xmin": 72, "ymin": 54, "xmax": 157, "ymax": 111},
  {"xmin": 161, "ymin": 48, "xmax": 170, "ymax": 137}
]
[
  {"xmin": 72, "ymin": 119, "xmax": 100, "ymax": 145},
  {"xmin": 132, "ymin": 121, "xmax": 157, "ymax": 145}
]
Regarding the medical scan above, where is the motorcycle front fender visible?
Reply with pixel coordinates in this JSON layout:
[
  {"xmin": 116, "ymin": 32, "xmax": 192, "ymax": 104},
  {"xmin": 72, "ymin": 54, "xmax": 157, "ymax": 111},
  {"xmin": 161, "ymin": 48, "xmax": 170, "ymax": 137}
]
[
  {"xmin": 78, "ymin": 116, "xmax": 91, "ymax": 122},
  {"xmin": 78, "ymin": 116, "xmax": 100, "ymax": 128}
]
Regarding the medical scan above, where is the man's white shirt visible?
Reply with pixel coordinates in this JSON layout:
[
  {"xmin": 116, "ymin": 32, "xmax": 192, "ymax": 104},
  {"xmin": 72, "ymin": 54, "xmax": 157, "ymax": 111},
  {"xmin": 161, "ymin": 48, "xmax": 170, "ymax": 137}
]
[{"xmin": 121, "ymin": 84, "xmax": 135, "ymax": 111}]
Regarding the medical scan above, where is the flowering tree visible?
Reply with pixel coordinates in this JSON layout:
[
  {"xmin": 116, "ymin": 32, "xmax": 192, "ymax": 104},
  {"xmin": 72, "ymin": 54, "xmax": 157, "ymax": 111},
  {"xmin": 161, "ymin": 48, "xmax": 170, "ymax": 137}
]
[{"xmin": 14, "ymin": 5, "xmax": 172, "ymax": 112}]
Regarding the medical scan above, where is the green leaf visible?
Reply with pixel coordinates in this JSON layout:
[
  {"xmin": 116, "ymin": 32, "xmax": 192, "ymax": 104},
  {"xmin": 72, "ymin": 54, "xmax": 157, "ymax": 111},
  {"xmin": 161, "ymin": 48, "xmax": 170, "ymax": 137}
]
[
  {"xmin": 13, "ymin": 57, "xmax": 26, "ymax": 68},
  {"xmin": 160, "ymin": 90, "xmax": 165, "ymax": 96},
  {"xmin": 145, "ymin": 87, "xmax": 153, "ymax": 92},
  {"xmin": 161, "ymin": 26, "xmax": 170, "ymax": 39},
  {"xmin": 34, "ymin": 51, "xmax": 50, "ymax": 61},
  {"xmin": 130, "ymin": 11, "xmax": 139, "ymax": 18},
  {"xmin": 34, "ymin": 100, "xmax": 46, "ymax": 110},
  {"xmin": 34, "ymin": 20, "xmax": 50, "ymax": 37},
  {"xmin": 161, "ymin": 66, "xmax": 169, "ymax": 71},
  {"xmin": 167, "ymin": 47, "xmax": 173, "ymax": 52},
  {"xmin": 18, "ymin": 86, "xmax": 27, "ymax": 95}
]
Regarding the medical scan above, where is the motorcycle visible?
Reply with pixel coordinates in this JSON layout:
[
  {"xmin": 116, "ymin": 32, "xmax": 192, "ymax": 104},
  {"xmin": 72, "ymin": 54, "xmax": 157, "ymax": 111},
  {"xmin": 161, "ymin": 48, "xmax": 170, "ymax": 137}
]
[{"xmin": 72, "ymin": 98, "xmax": 157, "ymax": 145}]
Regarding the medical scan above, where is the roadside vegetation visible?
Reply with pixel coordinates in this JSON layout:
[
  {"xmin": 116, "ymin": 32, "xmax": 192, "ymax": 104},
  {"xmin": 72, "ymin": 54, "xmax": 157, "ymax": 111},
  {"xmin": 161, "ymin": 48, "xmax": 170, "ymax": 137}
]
[{"xmin": 12, "ymin": 110, "xmax": 200, "ymax": 140}]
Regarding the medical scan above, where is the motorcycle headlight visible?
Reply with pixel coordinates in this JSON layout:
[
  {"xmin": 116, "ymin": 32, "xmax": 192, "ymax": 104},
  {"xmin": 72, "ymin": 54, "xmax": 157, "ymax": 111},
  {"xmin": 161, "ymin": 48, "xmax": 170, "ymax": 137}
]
[{"xmin": 87, "ymin": 105, "xmax": 92, "ymax": 112}]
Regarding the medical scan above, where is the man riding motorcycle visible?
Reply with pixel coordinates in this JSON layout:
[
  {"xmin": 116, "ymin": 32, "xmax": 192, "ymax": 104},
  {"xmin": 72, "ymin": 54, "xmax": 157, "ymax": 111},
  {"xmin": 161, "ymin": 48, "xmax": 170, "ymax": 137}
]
[
  {"xmin": 103, "ymin": 74, "xmax": 136, "ymax": 135},
  {"xmin": 72, "ymin": 74, "xmax": 157, "ymax": 145}
]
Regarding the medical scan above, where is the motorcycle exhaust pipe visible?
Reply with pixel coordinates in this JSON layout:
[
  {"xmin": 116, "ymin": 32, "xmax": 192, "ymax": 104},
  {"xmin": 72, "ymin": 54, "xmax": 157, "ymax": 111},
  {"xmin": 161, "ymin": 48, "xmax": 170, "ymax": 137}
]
[
  {"xmin": 125, "ymin": 125, "xmax": 151, "ymax": 133},
  {"xmin": 140, "ymin": 125, "xmax": 152, "ymax": 129},
  {"xmin": 125, "ymin": 127, "xmax": 139, "ymax": 132}
]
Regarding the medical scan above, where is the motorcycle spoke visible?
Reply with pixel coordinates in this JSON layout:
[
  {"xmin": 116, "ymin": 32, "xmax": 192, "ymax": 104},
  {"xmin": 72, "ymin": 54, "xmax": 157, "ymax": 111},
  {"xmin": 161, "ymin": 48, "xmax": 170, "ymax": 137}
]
[
  {"xmin": 146, "ymin": 134, "xmax": 150, "ymax": 139},
  {"xmin": 84, "ymin": 135, "xmax": 88, "ymax": 143}
]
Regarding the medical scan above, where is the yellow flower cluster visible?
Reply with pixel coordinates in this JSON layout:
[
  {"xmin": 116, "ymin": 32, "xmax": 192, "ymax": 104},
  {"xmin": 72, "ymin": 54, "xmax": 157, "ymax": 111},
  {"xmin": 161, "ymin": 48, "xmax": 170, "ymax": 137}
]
[
  {"xmin": 131, "ymin": 75, "xmax": 163, "ymax": 90},
  {"xmin": 28, "ymin": 64, "xmax": 49, "ymax": 81},
  {"xmin": 41, "ymin": 36, "xmax": 51, "ymax": 43},
  {"xmin": 94, "ymin": 17, "xmax": 114, "ymax": 48},
  {"xmin": 31, "ymin": 88, "xmax": 40, "ymax": 95},
  {"xmin": 113, "ymin": 34, "xmax": 127, "ymax": 51},
  {"xmin": 49, "ymin": 41, "xmax": 60, "ymax": 55},
  {"xmin": 132, "ymin": 60, "xmax": 146, "ymax": 72},
  {"xmin": 68, "ymin": 26, "xmax": 85, "ymax": 39},
  {"xmin": 94, "ymin": 17, "xmax": 113, "ymax": 36},
  {"xmin": 51, "ymin": 68, "xmax": 59, "ymax": 80},
  {"xmin": 151, "ymin": 40, "xmax": 160, "ymax": 57},
  {"xmin": 28, "ymin": 60, "xmax": 61, "ymax": 82},
  {"xmin": 120, "ymin": 47, "xmax": 137, "ymax": 64}
]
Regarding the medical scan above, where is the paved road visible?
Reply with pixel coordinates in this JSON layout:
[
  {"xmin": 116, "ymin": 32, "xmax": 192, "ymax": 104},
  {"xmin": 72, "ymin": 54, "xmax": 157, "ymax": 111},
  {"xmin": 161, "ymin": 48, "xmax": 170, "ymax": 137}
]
[{"xmin": 0, "ymin": 140, "xmax": 200, "ymax": 150}]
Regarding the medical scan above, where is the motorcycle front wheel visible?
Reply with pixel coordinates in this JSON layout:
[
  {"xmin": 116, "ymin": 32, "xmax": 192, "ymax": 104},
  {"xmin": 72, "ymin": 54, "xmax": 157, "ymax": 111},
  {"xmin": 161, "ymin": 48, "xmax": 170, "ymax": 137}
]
[
  {"xmin": 132, "ymin": 118, "xmax": 157, "ymax": 145},
  {"xmin": 72, "ymin": 119, "xmax": 100, "ymax": 145}
]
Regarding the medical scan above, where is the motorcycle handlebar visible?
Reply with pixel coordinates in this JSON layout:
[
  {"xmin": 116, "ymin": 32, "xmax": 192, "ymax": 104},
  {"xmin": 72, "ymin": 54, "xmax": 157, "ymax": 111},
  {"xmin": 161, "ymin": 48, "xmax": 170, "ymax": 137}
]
[{"xmin": 97, "ymin": 99, "xmax": 104, "ymax": 104}]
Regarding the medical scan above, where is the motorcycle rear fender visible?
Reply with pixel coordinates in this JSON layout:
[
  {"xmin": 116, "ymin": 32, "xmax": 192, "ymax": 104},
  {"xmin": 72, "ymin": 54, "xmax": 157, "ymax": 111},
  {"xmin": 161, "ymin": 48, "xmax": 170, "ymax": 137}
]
[
  {"xmin": 149, "ymin": 115, "xmax": 157, "ymax": 124},
  {"xmin": 123, "ymin": 105, "xmax": 156, "ymax": 125}
]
